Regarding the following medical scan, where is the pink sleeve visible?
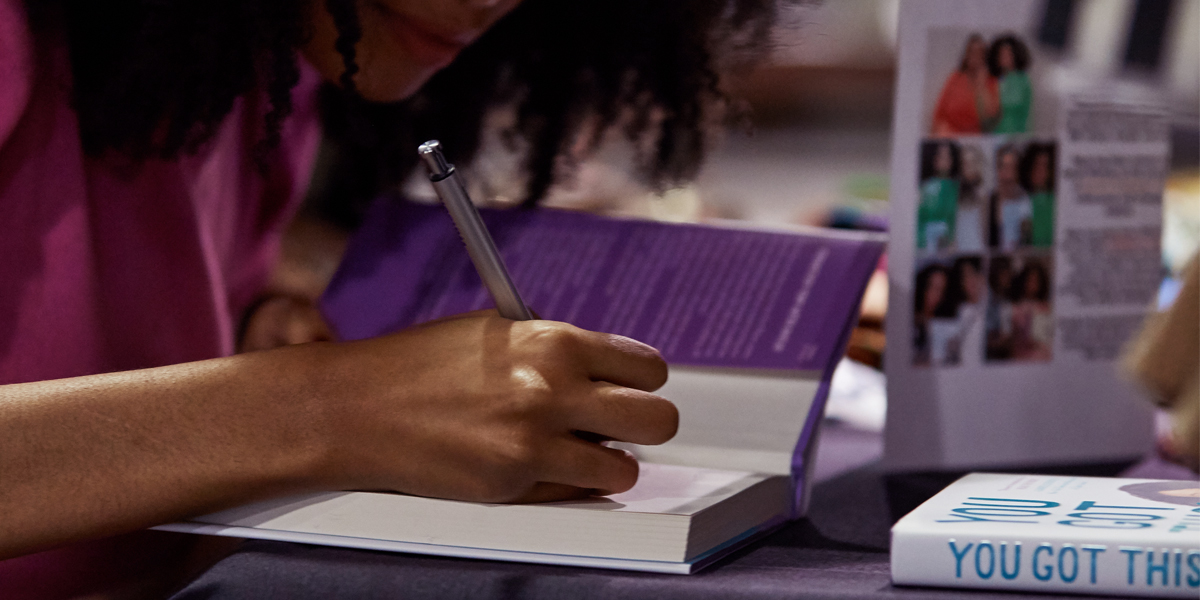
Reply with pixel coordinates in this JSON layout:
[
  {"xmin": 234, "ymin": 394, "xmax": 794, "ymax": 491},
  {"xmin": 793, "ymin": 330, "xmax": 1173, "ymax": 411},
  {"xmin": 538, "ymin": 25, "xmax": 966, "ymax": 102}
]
[
  {"xmin": 0, "ymin": 0, "xmax": 32, "ymax": 148},
  {"xmin": 236, "ymin": 59, "xmax": 323, "ymax": 311}
]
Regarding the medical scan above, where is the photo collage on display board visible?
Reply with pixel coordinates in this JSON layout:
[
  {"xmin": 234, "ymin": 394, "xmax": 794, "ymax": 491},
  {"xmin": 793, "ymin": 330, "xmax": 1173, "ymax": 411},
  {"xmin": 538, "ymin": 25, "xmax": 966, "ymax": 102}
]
[{"xmin": 913, "ymin": 28, "xmax": 1056, "ymax": 366}]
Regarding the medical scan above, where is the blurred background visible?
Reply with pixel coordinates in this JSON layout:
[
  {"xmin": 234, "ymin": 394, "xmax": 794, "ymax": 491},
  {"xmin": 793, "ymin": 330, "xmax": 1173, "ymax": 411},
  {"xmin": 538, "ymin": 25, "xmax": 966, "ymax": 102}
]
[
  {"xmin": 313, "ymin": 0, "xmax": 1198, "ymax": 275},
  {"xmin": 268, "ymin": 1, "xmax": 1199, "ymax": 480},
  {"xmin": 290, "ymin": 0, "xmax": 1199, "ymax": 438},
  {"xmin": 552, "ymin": 0, "xmax": 1198, "ymax": 254},
  {"xmin": 536, "ymin": 0, "xmax": 1200, "ymax": 438}
]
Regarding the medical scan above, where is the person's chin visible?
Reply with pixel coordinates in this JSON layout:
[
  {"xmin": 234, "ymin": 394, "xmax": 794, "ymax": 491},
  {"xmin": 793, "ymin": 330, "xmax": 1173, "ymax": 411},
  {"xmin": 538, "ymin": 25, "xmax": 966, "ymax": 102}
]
[
  {"xmin": 353, "ymin": 64, "xmax": 440, "ymax": 104},
  {"xmin": 351, "ymin": 16, "xmax": 463, "ymax": 103}
]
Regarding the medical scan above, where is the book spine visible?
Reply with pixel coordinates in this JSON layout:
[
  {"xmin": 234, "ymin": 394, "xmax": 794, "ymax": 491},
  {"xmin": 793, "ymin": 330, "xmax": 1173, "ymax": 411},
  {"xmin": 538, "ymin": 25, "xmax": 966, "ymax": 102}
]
[{"xmin": 891, "ymin": 529, "xmax": 1200, "ymax": 598}]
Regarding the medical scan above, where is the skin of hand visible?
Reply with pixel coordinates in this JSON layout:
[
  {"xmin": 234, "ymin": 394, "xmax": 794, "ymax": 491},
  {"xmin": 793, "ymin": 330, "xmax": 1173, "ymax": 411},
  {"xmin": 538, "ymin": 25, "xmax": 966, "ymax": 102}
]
[
  {"xmin": 236, "ymin": 224, "xmax": 659, "ymax": 503},
  {"xmin": 239, "ymin": 216, "xmax": 345, "ymax": 354},
  {"xmin": 234, "ymin": 208, "xmax": 657, "ymax": 504},
  {"xmin": 239, "ymin": 295, "xmax": 335, "ymax": 352},
  {"xmin": 318, "ymin": 312, "xmax": 676, "ymax": 502},
  {"xmin": 0, "ymin": 311, "xmax": 676, "ymax": 559}
]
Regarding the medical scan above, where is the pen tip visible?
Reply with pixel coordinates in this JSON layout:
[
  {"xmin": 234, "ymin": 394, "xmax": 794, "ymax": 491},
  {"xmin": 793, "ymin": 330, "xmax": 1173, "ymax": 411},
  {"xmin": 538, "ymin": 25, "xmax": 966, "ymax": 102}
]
[
  {"xmin": 418, "ymin": 140, "xmax": 441, "ymax": 155},
  {"xmin": 418, "ymin": 140, "xmax": 452, "ymax": 177}
]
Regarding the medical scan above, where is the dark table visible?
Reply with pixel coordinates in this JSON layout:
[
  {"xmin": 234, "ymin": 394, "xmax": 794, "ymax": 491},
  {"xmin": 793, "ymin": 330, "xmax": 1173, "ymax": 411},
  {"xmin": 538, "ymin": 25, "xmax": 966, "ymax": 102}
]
[{"xmin": 168, "ymin": 423, "xmax": 1197, "ymax": 599}]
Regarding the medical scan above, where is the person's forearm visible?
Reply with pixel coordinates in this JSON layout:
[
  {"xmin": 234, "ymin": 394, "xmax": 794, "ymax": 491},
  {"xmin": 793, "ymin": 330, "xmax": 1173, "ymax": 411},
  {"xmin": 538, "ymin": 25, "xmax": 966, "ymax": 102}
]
[
  {"xmin": 0, "ymin": 312, "xmax": 677, "ymax": 561},
  {"xmin": 0, "ymin": 344, "xmax": 332, "ymax": 559}
]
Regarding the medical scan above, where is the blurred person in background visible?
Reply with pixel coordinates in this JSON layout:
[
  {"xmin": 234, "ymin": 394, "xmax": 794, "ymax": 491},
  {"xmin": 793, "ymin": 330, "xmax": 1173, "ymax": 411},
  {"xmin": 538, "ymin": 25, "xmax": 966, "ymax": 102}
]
[
  {"xmin": 1009, "ymin": 258, "xmax": 1053, "ymax": 361},
  {"xmin": 947, "ymin": 256, "xmax": 985, "ymax": 363},
  {"xmin": 955, "ymin": 143, "xmax": 988, "ymax": 252},
  {"xmin": 1125, "ymin": 256, "xmax": 1200, "ymax": 472},
  {"xmin": 917, "ymin": 139, "xmax": 961, "ymax": 251},
  {"xmin": 931, "ymin": 33, "xmax": 999, "ymax": 135},
  {"xmin": 1019, "ymin": 142, "xmax": 1056, "ymax": 248},
  {"xmin": 985, "ymin": 256, "xmax": 1015, "ymax": 361},
  {"xmin": 989, "ymin": 144, "xmax": 1033, "ymax": 250},
  {"xmin": 987, "ymin": 34, "xmax": 1032, "ymax": 134},
  {"xmin": 913, "ymin": 263, "xmax": 956, "ymax": 366}
]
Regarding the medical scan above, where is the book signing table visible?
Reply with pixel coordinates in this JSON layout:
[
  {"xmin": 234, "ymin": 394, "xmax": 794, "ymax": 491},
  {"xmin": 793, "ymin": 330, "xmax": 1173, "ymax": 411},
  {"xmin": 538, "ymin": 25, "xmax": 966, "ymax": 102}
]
[
  {"xmin": 167, "ymin": 2, "xmax": 1200, "ymax": 593},
  {"xmin": 168, "ymin": 423, "xmax": 1195, "ymax": 599}
]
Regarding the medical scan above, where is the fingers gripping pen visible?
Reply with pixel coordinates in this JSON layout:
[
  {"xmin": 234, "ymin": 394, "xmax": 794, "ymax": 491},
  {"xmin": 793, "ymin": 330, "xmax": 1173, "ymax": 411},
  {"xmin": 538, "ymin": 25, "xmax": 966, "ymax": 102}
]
[{"xmin": 418, "ymin": 140, "xmax": 535, "ymax": 321}]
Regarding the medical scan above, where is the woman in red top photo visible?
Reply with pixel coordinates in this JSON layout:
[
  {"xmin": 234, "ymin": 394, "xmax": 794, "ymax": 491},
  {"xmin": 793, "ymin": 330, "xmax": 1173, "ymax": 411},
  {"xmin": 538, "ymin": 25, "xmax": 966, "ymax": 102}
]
[{"xmin": 931, "ymin": 33, "xmax": 999, "ymax": 136}]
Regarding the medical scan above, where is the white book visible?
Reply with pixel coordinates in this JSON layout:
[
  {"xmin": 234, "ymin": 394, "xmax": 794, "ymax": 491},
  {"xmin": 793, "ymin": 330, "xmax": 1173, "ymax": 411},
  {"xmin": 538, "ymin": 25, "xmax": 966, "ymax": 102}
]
[
  {"xmin": 891, "ymin": 473, "xmax": 1200, "ymax": 598},
  {"xmin": 156, "ymin": 365, "xmax": 823, "ymax": 574},
  {"xmin": 159, "ymin": 463, "xmax": 789, "ymax": 574}
]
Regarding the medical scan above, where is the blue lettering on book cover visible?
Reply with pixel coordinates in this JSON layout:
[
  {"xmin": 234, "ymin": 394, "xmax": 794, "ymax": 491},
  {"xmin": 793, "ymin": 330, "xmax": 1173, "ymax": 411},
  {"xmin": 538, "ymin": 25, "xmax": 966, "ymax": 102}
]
[
  {"xmin": 950, "ymin": 542, "xmax": 1200, "ymax": 587},
  {"xmin": 1060, "ymin": 501, "xmax": 1173, "ymax": 530},
  {"xmin": 1120, "ymin": 547, "xmax": 1200, "ymax": 587},
  {"xmin": 937, "ymin": 497, "xmax": 1059, "ymax": 524},
  {"xmin": 939, "ymin": 497, "xmax": 1200, "ymax": 588}
]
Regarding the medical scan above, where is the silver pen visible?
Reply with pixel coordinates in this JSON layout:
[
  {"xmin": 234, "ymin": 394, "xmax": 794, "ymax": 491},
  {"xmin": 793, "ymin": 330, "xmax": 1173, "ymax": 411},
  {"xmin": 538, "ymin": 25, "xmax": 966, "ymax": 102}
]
[{"xmin": 418, "ymin": 140, "xmax": 534, "ymax": 321}]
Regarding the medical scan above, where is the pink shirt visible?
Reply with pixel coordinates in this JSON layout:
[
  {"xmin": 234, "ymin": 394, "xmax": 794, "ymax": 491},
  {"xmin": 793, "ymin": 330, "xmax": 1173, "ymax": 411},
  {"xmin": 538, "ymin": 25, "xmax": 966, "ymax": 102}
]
[{"xmin": 0, "ymin": 0, "xmax": 322, "ymax": 596}]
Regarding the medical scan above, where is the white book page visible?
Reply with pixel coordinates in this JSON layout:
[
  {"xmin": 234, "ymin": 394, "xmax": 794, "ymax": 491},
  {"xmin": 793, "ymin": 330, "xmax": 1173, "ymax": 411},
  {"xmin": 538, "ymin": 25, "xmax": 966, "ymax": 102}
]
[
  {"xmin": 176, "ymin": 463, "xmax": 783, "ymax": 563},
  {"xmin": 617, "ymin": 365, "xmax": 822, "ymax": 475},
  {"xmin": 197, "ymin": 463, "xmax": 770, "ymax": 528}
]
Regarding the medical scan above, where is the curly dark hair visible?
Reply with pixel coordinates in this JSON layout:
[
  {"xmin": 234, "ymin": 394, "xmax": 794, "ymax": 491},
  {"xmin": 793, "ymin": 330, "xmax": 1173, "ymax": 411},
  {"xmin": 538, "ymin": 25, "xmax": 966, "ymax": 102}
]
[
  {"xmin": 914, "ymin": 263, "xmax": 955, "ymax": 318},
  {"xmin": 988, "ymin": 255, "xmax": 1013, "ymax": 294},
  {"xmin": 918, "ymin": 139, "xmax": 961, "ymax": 181},
  {"xmin": 29, "ymin": 0, "xmax": 779, "ymax": 226},
  {"xmin": 986, "ymin": 34, "xmax": 1031, "ymax": 77},
  {"xmin": 1012, "ymin": 258, "xmax": 1050, "ymax": 303},
  {"xmin": 1018, "ymin": 141, "xmax": 1056, "ymax": 194},
  {"xmin": 950, "ymin": 255, "xmax": 982, "ymax": 305}
]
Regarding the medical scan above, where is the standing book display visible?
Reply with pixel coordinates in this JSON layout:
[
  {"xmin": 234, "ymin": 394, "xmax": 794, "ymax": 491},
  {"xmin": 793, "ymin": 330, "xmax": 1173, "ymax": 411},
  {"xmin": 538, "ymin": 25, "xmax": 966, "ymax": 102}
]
[
  {"xmin": 884, "ymin": 0, "xmax": 1170, "ymax": 470},
  {"xmin": 157, "ymin": 198, "xmax": 884, "ymax": 573}
]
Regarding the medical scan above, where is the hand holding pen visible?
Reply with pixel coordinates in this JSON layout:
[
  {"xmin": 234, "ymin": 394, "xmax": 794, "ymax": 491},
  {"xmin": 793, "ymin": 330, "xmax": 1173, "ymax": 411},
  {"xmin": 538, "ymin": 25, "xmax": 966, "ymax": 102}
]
[{"xmin": 341, "ymin": 140, "xmax": 674, "ymax": 504}]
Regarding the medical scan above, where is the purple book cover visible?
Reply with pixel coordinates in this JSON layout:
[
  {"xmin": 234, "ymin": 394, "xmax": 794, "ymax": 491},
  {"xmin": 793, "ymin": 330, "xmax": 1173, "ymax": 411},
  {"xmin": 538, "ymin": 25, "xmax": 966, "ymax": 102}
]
[
  {"xmin": 323, "ymin": 198, "xmax": 882, "ymax": 371},
  {"xmin": 321, "ymin": 197, "xmax": 884, "ymax": 517}
]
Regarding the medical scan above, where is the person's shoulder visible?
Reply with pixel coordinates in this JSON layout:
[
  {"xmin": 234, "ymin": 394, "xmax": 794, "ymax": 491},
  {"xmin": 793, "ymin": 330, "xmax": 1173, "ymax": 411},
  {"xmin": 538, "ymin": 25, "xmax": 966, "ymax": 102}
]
[{"xmin": 0, "ymin": 0, "xmax": 33, "ymax": 148}]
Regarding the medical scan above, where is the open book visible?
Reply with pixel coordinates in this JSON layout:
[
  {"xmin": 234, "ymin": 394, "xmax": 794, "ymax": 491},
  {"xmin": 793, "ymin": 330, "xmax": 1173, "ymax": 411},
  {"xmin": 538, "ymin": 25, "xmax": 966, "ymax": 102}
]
[{"xmin": 156, "ymin": 199, "xmax": 884, "ymax": 573}]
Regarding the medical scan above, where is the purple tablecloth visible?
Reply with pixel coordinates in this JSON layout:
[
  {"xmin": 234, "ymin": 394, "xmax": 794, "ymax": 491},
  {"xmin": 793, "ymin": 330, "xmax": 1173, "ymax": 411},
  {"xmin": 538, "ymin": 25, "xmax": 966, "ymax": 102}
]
[{"xmin": 167, "ymin": 423, "xmax": 1196, "ymax": 599}]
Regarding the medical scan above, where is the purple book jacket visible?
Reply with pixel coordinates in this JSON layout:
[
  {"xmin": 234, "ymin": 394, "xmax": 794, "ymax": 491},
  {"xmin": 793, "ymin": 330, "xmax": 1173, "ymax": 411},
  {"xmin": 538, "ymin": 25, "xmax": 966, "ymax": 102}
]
[{"xmin": 321, "ymin": 197, "xmax": 884, "ymax": 512}]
